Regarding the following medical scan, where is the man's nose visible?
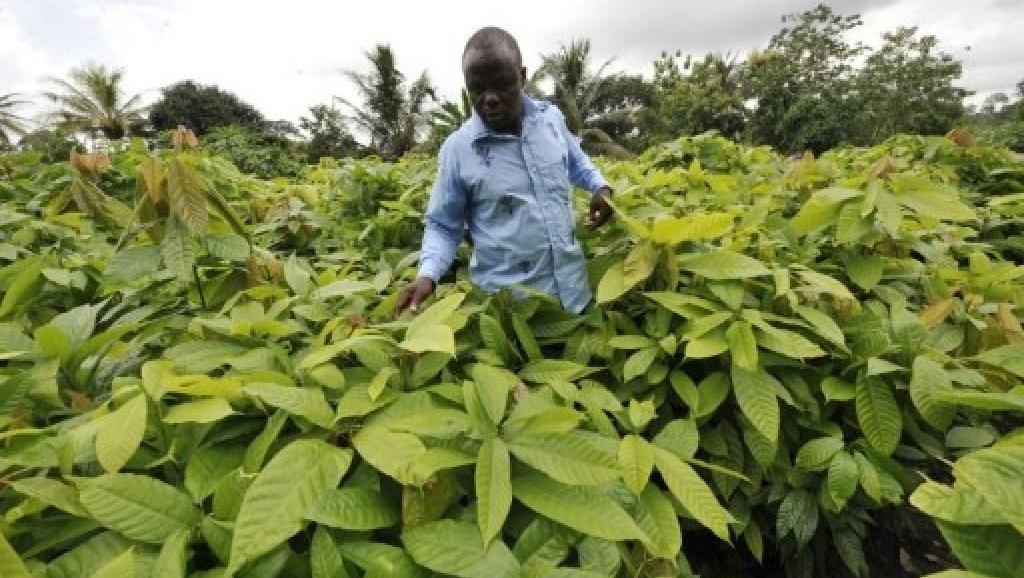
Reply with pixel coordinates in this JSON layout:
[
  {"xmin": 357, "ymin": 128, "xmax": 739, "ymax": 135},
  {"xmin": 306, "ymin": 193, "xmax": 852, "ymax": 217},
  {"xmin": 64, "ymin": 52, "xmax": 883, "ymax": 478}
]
[{"xmin": 482, "ymin": 91, "xmax": 500, "ymax": 107}]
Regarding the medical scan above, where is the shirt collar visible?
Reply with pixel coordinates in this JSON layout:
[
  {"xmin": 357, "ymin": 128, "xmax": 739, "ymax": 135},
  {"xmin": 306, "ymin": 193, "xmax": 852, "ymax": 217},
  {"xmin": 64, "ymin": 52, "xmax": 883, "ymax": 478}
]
[{"xmin": 468, "ymin": 93, "xmax": 540, "ymax": 141}]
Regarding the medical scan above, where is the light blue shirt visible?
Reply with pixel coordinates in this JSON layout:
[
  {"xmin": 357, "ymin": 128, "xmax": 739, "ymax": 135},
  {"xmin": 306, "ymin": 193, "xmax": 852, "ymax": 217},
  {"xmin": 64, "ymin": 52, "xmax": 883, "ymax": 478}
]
[{"xmin": 417, "ymin": 95, "xmax": 609, "ymax": 314}]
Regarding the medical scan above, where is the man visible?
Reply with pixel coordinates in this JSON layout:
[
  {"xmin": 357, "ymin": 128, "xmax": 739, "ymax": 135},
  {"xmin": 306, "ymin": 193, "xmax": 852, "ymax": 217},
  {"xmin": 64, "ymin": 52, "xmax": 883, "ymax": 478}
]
[{"xmin": 395, "ymin": 27, "xmax": 613, "ymax": 316}]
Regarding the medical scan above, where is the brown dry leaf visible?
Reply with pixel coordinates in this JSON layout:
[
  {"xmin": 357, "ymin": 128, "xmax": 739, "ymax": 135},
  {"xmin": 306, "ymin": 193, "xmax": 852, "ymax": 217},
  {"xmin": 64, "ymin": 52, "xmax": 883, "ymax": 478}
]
[
  {"xmin": 920, "ymin": 298, "xmax": 955, "ymax": 328},
  {"xmin": 996, "ymin": 302, "xmax": 1024, "ymax": 342},
  {"xmin": 946, "ymin": 126, "xmax": 975, "ymax": 147},
  {"xmin": 171, "ymin": 125, "xmax": 199, "ymax": 150}
]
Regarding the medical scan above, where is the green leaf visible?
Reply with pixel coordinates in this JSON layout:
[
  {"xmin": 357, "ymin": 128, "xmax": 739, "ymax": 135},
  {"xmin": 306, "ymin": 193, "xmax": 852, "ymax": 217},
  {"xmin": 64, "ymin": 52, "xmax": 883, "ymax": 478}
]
[
  {"xmin": 511, "ymin": 473, "xmax": 646, "ymax": 541},
  {"xmin": 631, "ymin": 485, "xmax": 681, "ymax": 560},
  {"xmin": 312, "ymin": 279, "xmax": 376, "ymax": 300},
  {"xmin": 507, "ymin": 432, "xmax": 619, "ymax": 486},
  {"xmin": 400, "ymin": 323, "xmax": 455, "ymax": 355},
  {"xmin": 403, "ymin": 519, "xmax": 520, "ymax": 578},
  {"xmin": 937, "ymin": 522, "xmax": 1024, "ymax": 578},
  {"xmin": 756, "ymin": 325, "xmax": 826, "ymax": 359},
  {"xmin": 512, "ymin": 313, "xmax": 543, "ymax": 362},
  {"xmin": 893, "ymin": 188, "xmax": 976, "ymax": 221},
  {"xmin": 479, "ymin": 313, "xmax": 514, "ymax": 365},
  {"xmin": 0, "ymin": 259, "xmax": 42, "ymax": 319},
  {"xmin": 163, "ymin": 398, "xmax": 234, "ymax": 424},
  {"xmin": 596, "ymin": 262, "xmax": 629, "ymax": 304},
  {"xmin": 470, "ymin": 364, "xmax": 516, "ymax": 426},
  {"xmin": 855, "ymin": 452, "xmax": 883, "ymax": 502},
  {"xmin": 974, "ymin": 344, "xmax": 1024, "ymax": 378},
  {"xmin": 650, "ymin": 212, "xmax": 733, "ymax": 245},
  {"xmin": 653, "ymin": 446, "xmax": 734, "ymax": 542},
  {"xmin": 910, "ymin": 356, "xmax": 955, "ymax": 430},
  {"xmin": 185, "ymin": 444, "xmax": 245, "ymax": 502},
  {"xmin": 623, "ymin": 347, "xmax": 659, "ymax": 382},
  {"xmin": 952, "ymin": 444, "xmax": 1024, "ymax": 528},
  {"xmin": 618, "ymin": 434, "xmax": 654, "ymax": 496},
  {"xmin": 827, "ymin": 451, "xmax": 860, "ymax": 511},
  {"xmin": 776, "ymin": 489, "xmax": 818, "ymax": 547},
  {"xmin": 794, "ymin": 305, "xmax": 847, "ymax": 349},
  {"xmin": 695, "ymin": 372, "xmax": 731, "ymax": 418},
  {"xmin": 228, "ymin": 439, "xmax": 353, "ymax": 573},
  {"xmin": 726, "ymin": 321, "xmax": 758, "ymax": 371},
  {"xmin": 0, "ymin": 533, "xmax": 31, "ymax": 578},
  {"xmin": 821, "ymin": 377, "xmax": 855, "ymax": 402},
  {"xmin": 161, "ymin": 214, "xmax": 195, "ymax": 282},
  {"xmin": 855, "ymin": 378, "xmax": 902, "ymax": 455},
  {"xmin": 795, "ymin": 268, "xmax": 855, "ymax": 300},
  {"xmin": 89, "ymin": 549, "xmax": 135, "ymax": 578},
  {"xmin": 846, "ymin": 255, "xmax": 885, "ymax": 291},
  {"xmin": 623, "ymin": 242, "xmax": 659, "ymax": 287},
  {"xmin": 151, "ymin": 528, "xmax": 188, "ymax": 578},
  {"xmin": 339, "ymin": 541, "xmax": 427, "ymax": 578},
  {"xmin": 679, "ymin": 250, "xmax": 770, "ymax": 280},
  {"xmin": 910, "ymin": 481, "xmax": 1006, "ymax": 526},
  {"xmin": 9, "ymin": 477, "xmax": 88, "ymax": 516},
  {"xmin": 311, "ymin": 526, "xmax": 348, "ymax": 578},
  {"xmin": 946, "ymin": 427, "xmax": 996, "ymax": 449},
  {"xmin": 96, "ymin": 394, "xmax": 147, "ymax": 473},
  {"xmin": 608, "ymin": 335, "xmax": 656, "ymax": 350},
  {"xmin": 795, "ymin": 436, "xmax": 844, "ymax": 471},
  {"xmin": 730, "ymin": 366, "xmax": 780, "ymax": 445},
  {"xmin": 353, "ymin": 427, "xmax": 426, "ymax": 484},
  {"xmin": 244, "ymin": 383, "xmax": 334, "ymax": 428},
  {"xmin": 105, "ymin": 245, "xmax": 162, "ymax": 283},
  {"xmin": 167, "ymin": 156, "xmax": 209, "ymax": 233},
  {"xmin": 518, "ymin": 359, "xmax": 593, "ymax": 384},
  {"xmin": 476, "ymin": 437, "xmax": 512, "ymax": 546},
  {"xmin": 308, "ymin": 487, "xmax": 399, "ymax": 530},
  {"xmin": 45, "ymin": 532, "xmax": 133, "ymax": 578},
  {"xmin": 78, "ymin": 474, "xmax": 198, "ymax": 543},
  {"xmin": 790, "ymin": 188, "xmax": 862, "ymax": 234},
  {"xmin": 653, "ymin": 419, "xmax": 699, "ymax": 460}
]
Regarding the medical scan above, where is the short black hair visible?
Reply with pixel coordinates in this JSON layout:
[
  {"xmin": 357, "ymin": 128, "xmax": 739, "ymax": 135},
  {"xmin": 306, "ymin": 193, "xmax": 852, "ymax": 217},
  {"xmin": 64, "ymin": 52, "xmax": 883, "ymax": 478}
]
[{"xmin": 463, "ymin": 26, "xmax": 522, "ymax": 68}]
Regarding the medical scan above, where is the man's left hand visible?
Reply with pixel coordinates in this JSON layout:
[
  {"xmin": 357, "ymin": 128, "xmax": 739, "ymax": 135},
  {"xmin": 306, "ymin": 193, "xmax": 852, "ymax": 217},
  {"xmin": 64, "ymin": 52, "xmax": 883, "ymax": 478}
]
[{"xmin": 585, "ymin": 187, "xmax": 613, "ymax": 229}]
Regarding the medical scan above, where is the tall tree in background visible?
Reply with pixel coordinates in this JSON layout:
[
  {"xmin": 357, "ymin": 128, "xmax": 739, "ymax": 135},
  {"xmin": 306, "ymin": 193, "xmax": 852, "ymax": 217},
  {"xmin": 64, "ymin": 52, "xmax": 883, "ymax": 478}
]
[
  {"xmin": 534, "ymin": 39, "xmax": 633, "ymax": 158},
  {"xmin": 586, "ymin": 74, "xmax": 656, "ymax": 154},
  {"xmin": 42, "ymin": 63, "xmax": 147, "ymax": 139},
  {"xmin": 339, "ymin": 44, "xmax": 436, "ymax": 161},
  {"xmin": 854, "ymin": 27, "xmax": 967, "ymax": 141},
  {"xmin": 422, "ymin": 88, "xmax": 473, "ymax": 153},
  {"xmin": 299, "ymin": 104, "xmax": 362, "ymax": 161},
  {"xmin": 647, "ymin": 52, "xmax": 746, "ymax": 147},
  {"xmin": 741, "ymin": 4, "xmax": 866, "ymax": 154},
  {"xmin": 0, "ymin": 93, "xmax": 30, "ymax": 148},
  {"xmin": 149, "ymin": 80, "xmax": 266, "ymax": 136}
]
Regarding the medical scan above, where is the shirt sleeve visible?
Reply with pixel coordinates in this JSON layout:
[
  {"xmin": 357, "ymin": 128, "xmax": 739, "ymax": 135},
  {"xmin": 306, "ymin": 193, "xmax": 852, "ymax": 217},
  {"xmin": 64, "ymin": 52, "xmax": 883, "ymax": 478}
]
[
  {"xmin": 418, "ymin": 139, "xmax": 467, "ymax": 282},
  {"xmin": 554, "ymin": 108, "xmax": 610, "ymax": 194}
]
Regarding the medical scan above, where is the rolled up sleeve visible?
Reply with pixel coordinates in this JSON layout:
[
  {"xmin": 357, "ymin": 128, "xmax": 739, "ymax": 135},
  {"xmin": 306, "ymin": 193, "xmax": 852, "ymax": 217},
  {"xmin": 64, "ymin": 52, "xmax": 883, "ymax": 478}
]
[{"xmin": 418, "ymin": 140, "xmax": 467, "ymax": 282}]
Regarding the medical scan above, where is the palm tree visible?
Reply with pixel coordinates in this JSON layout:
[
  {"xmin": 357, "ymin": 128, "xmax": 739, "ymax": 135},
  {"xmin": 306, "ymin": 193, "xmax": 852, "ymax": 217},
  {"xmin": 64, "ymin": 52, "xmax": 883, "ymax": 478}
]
[
  {"xmin": 43, "ymin": 63, "xmax": 147, "ymax": 140},
  {"xmin": 533, "ymin": 39, "xmax": 632, "ymax": 158},
  {"xmin": 338, "ymin": 45, "xmax": 437, "ymax": 161},
  {"xmin": 422, "ymin": 88, "xmax": 473, "ymax": 152},
  {"xmin": 0, "ymin": 93, "xmax": 30, "ymax": 148}
]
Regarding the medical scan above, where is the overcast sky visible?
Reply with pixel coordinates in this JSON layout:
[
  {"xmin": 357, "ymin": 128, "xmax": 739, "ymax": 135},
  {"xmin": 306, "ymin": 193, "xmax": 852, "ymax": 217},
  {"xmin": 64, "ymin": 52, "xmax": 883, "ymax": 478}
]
[{"xmin": 2, "ymin": 0, "xmax": 1022, "ymax": 127}]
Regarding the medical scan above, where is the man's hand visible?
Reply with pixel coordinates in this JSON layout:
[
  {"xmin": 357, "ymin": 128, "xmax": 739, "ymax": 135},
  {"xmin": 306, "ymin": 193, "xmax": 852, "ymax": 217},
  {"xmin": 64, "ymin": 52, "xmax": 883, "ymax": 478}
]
[
  {"xmin": 395, "ymin": 277, "xmax": 435, "ymax": 317},
  {"xmin": 585, "ymin": 186, "xmax": 613, "ymax": 229}
]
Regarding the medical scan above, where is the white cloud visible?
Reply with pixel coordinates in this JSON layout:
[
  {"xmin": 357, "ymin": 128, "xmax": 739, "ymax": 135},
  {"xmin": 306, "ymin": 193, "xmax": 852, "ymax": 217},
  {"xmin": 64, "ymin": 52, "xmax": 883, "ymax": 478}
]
[{"xmin": 2, "ymin": 0, "xmax": 1021, "ymax": 125}]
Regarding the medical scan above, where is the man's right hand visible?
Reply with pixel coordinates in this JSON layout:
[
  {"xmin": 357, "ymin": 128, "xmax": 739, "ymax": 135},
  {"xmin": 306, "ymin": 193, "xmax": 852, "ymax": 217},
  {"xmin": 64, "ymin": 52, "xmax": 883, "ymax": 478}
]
[{"xmin": 394, "ymin": 277, "xmax": 435, "ymax": 317}]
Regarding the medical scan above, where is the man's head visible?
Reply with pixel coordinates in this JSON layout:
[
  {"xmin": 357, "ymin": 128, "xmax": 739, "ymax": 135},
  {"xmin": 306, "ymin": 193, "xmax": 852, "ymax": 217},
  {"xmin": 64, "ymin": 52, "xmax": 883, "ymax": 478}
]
[{"xmin": 462, "ymin": 27, "xmax": 525, "ymax": 133}]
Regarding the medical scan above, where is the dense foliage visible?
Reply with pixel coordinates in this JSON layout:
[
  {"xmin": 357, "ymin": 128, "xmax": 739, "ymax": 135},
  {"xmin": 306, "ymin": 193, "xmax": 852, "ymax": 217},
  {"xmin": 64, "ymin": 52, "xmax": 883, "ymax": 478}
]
[
  {"xmin": 149, "ymin": 81, "xmax": 268, "ymax": 137},
  {"xmin": 0, "ymin": 129, "xmax": 1023, "ymax": 578}
]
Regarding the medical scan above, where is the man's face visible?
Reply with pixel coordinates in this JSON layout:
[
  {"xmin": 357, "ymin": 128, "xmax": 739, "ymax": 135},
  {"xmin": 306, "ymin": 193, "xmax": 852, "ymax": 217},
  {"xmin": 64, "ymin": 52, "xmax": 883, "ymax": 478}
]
[{"xmin": 463, "ymin": 46, "xmax": 525, "ymax": 133}]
